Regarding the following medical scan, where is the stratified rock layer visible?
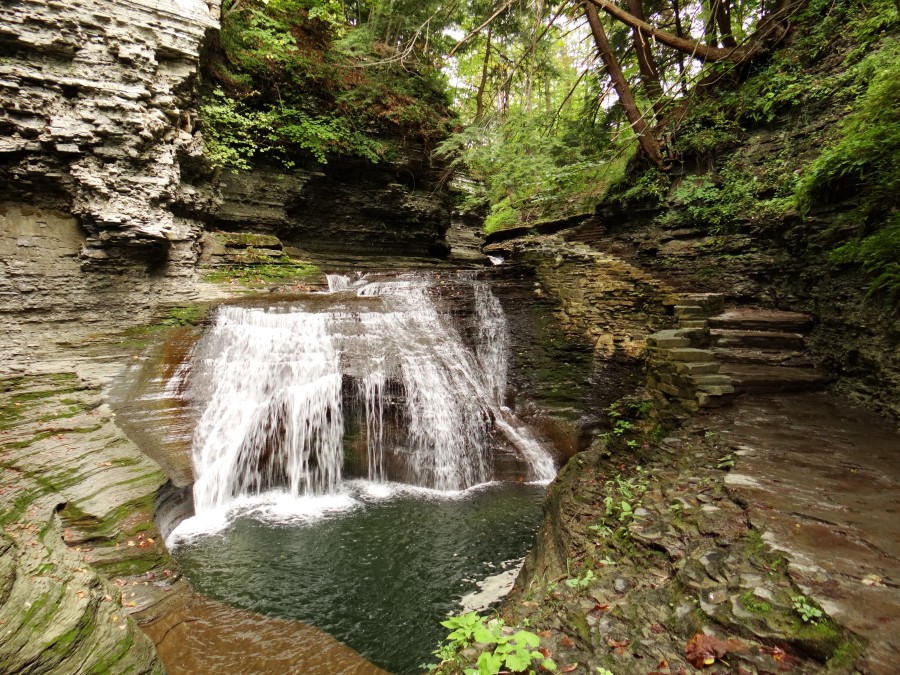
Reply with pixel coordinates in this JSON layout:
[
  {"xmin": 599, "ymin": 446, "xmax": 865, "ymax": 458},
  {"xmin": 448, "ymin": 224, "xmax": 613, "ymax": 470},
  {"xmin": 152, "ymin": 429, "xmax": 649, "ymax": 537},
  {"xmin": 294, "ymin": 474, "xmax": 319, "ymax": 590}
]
[
  {"xmin": 0, "ymin": 373, "xmax": 169, "ymax": 674},
  {"xmin": 0, "ymin": 0, "xmax": 220, "ymax": 373},
  {"xmin": 206, "ymin": 159, "xmax": 452, "ymax": 260}
]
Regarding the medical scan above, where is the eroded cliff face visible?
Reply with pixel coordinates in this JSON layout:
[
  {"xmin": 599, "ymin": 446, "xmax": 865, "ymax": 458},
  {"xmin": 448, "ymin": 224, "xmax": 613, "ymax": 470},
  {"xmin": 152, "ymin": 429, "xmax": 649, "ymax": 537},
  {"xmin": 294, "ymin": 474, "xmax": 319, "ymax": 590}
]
[
  {"xmin": 0, "ymin": 0, "xmax": 222, "ymax": 372},
  {"xmin": 204, "ymin": 155, "xmax": 452, "ymax": 260}
]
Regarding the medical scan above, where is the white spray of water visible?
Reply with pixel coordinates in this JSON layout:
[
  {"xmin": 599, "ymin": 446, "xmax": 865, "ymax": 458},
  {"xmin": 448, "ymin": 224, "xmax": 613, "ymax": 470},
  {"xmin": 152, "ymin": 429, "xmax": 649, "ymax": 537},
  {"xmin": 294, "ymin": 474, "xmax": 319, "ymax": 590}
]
[
  {"xmin": 188, "ymin": 308, "xmax": 344, "ymax": 513},
  {"xmin": 185, "ymin": 274, "xmax": 556, "ymax": 515}
]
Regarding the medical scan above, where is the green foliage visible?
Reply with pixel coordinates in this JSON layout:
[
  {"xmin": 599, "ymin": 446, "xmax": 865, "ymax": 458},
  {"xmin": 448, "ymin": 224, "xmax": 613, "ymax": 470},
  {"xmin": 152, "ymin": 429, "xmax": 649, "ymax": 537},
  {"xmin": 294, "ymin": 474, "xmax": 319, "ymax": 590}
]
[
  {"xmin": 437, "ymin": 112, "xmax": 626, "ymax": 232},
  {"xmin": 616, "ymin": 167, "xmax": 670, "ymax": 205},
  {"xmin": 796, "ymin": 42, "xmax": 900, "ymax": 299},
  {"xmin": 797, "ymin": 44, "xmax": 900, "ymax": 211},
  {"xmin": 204, "ymin": 0, "xmax": 452, "ymax": 170},
  {"xmin": 430, "ymin": 612, "xmax": 556, "ymax": 675},
  {"xmin": 161, "ymin": 306, "xmax": 206, "ymax": 327},
  {"xmin": 565, "ymin": 568, "xmax": 595, "ymax": 589},
  {"xmin": 830, "ymin": 213, "xmax": 900, "ymax": 300},
  {"xmin": 740, "ymin": 590, "xmax": 772, "ymax": 614},
  {"xmin": 483, "ymin": 197, "xmax": 519, "ymax": 234},
  {"xmin": 791, "ymin": 595, "xmax": 825, "ymax": 624}
]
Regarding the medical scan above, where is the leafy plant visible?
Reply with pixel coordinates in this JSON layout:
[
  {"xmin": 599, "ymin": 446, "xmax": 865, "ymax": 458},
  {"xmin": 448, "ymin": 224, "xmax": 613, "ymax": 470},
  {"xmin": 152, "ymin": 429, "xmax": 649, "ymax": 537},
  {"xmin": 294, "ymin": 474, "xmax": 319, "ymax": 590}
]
[
  {"xmin": 431, "ymin": 612, "xmax": 557, "ymax": 674},
  {"xmin": 792, "ymin": 595, "xmax": 825, "ymax": 624},
  {"xmin": 565, "ymin": 569, "xmax": 595, "ymax": 589},
  {"xmin": 796, "ymin": 41, "xmax": 900, "ymax": 299}
]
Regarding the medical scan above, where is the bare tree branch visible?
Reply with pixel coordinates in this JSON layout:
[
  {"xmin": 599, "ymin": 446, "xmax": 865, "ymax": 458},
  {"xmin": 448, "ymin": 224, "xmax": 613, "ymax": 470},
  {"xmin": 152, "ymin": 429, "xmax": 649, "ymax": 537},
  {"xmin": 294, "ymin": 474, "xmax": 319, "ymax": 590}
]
[{"xmin": 449, "ymin": 0, "xmax": 516, "ymax": 57}]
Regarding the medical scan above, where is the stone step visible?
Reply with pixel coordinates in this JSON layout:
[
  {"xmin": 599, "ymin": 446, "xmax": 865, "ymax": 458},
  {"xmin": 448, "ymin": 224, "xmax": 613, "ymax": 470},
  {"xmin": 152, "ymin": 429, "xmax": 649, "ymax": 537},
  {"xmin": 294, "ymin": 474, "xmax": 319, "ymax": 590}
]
[
  {"xmin": 668, "ymin": 348, "xmax": 716, "ymax": 363},
  {"xmin": 719, "ymin": 364, "xmax": 831, "ymax": 394},
  {"xmin": 709, "ymin": 308, "xmax": 814, "ymax": 333},
  {"xmin": 674, "ymin": 305, "xmax": 706, "ymax": 319},
  {"xmin": 713, "ymin": 348, "xmax": 814, "ymax": 367},
  {"xmin": 664, "ymin": 293, "xmax": 724, "ymax": 315},
  {"xmin": 711, "ymin": 329, "xmax": 806, "ymax": 351},
  {"xmin": 647, "ymin": 330, "xmax": 691, "ymax": 349}
]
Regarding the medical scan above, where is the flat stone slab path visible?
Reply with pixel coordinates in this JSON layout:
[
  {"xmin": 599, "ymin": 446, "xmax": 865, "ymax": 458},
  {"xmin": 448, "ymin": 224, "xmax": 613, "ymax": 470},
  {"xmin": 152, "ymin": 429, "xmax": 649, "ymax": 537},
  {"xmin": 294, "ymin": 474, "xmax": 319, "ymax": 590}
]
[{"xmin": 719, "ymin": 393, "xmax": 900, "ymax": 674}]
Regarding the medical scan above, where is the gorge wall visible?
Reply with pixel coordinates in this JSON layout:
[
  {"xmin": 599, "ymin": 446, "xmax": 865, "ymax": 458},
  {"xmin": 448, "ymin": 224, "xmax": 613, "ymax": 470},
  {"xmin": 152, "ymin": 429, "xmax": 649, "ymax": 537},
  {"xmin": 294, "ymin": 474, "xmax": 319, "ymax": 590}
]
[
  {"xmin": 0, "ymin": 0, "xmax": 221, "ymax": 373},
  {"xmin": 202, "ymin": 154, "xmax": 451, "ymax": 260},
  {"xmin": 0, "ymin": 0, "xmax": 456, "ymax": 376}
]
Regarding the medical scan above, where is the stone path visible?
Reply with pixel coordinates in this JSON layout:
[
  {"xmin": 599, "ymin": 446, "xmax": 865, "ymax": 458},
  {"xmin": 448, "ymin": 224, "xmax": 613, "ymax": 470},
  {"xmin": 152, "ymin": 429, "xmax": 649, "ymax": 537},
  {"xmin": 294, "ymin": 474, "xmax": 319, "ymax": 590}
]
[{"xmin": 720, "ymin": 393, "xmax": 900, "ymax": 674}]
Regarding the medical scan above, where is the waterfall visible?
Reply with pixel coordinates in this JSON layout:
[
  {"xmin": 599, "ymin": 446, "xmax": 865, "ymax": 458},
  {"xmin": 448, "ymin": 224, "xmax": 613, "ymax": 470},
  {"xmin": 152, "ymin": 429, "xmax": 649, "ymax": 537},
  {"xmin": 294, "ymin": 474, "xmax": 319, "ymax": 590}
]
[
  {"xmin": 185, "ymin": 274, "xmax": 556, "ymax": 514},
  {"xmin": 189, "ymin": 308, "xmax": 345, "ymax": 513}
]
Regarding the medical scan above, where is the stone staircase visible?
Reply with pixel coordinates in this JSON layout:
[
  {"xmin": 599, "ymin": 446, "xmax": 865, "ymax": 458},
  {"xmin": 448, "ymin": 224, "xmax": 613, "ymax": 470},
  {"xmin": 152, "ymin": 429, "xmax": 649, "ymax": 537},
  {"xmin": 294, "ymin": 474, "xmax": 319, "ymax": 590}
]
[
  {"xmin": 710, "ymin": 308, "xmax": 830, "ymax": 395},
  {"xmin": 647, "ymin": 295, "xmax": 830, "ymax": 415}
]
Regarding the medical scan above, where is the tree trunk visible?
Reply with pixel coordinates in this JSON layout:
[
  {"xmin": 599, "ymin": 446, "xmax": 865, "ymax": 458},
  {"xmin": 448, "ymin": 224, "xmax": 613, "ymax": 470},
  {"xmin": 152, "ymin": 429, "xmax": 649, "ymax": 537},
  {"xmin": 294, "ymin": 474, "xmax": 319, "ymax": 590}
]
[
  {"xmin": 704, "ymin": 0, "xmax": 720, "ymax": 47},
  {"xmin": 585, "ymin": 4, "xmax": 664, "ymax": 168},
  {"xmin": 671, "ymin": 0, "xmax": 688, "ymax": 93},
  {"xmin": 475, "ymin": 24, "xmax": 492, "ymax": 122},
  {"xmin": 586, "ymin": 0, "xmax": 760, "ymax": 62},
  {"xmin": 715, "ymin": 0, "xmax": 738, "ymax": 48},
  {"xmin": 626, "ymin": 0, "xmax": 666, "ymax": 119}
]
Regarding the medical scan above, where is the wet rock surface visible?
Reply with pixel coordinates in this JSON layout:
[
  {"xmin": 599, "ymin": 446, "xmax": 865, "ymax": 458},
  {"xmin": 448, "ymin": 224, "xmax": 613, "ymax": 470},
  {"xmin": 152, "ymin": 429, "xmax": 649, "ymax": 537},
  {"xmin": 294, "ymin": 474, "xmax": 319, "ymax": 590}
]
[
  {"xmin": 0, "ymin": 371, "xmax": 168, "ymax": 673},
  {"xmin": 207, "ymin": 158, "xmax": 453, "ymax": 259},
  {"xmin": 142, "ymin": 590, "xmax": 387, "ymax": 675},
  {"xmin": 722, "ymin": 394, "xmax": 900, "ymax": 673},
  {"xmin": 502, "ymin": 390, "xmax": 898, "ymax": 674},
  {"xmin": 491, "ymin": 235, "xmax": 675, "ymax": 453}
]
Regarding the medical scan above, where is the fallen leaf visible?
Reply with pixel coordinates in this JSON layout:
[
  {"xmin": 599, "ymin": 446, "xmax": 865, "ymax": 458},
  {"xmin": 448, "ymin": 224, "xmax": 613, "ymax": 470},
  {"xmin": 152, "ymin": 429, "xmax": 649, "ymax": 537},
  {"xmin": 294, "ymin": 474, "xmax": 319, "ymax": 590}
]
[
  {"xmin": 75, "ymin": 591, "xmax": 85, "ymax": 598},
  {"xmin": 607, "ymin": 637, "xmax": 629, "ymax": 648},
  {"xmin": 761, "ymin": 645, "xmax": 801, "ymax": 670},
  {"xmin": 590, "ymin": 603, "xmax": 609, "ymax": 613},
  {"xmin": 685, "ymin": 633, "xmax": 746, "ymax": 668},
  {"xmin": 559, "ymin": 664, "xmax": 578, "ymax": 673},
  {"xmin": 560, "ymin": 636, "xmax": 575, "ymax": 649},
  {"xmin": 538, "ymin": 647, "xmax": 552, "ymax": 658},
  {"xmin": 537, "ymin": 630, "xmax": 554, "ymax": 638}
]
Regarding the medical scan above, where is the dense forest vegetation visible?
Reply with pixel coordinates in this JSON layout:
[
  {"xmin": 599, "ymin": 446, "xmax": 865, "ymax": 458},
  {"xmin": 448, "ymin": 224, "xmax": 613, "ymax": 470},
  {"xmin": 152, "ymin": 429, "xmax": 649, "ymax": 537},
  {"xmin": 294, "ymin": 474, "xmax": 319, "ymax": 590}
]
[{"xmin": 204, "ymin": 0, "xmax": 898, "ymax": 296}]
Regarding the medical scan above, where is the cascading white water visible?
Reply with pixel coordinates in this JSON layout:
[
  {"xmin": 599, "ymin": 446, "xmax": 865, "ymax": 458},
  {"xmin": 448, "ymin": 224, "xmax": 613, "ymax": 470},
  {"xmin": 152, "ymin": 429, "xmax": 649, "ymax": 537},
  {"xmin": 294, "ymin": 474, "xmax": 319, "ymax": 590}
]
[
  {"xmin": 185, "ymin": 274, "xmax": 556, "ymax": 514},
  {"xmin": 188, "ymin": 308, "xmax": 345, "ymax": 513}
]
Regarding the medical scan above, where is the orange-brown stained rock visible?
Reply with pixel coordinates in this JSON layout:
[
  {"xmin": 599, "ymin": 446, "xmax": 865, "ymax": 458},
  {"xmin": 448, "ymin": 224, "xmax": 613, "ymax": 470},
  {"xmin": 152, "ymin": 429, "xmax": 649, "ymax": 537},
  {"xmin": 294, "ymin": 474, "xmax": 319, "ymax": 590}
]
[{"xmin": 141, "ymin": 592, "xmax": 388, "ymax": 675}]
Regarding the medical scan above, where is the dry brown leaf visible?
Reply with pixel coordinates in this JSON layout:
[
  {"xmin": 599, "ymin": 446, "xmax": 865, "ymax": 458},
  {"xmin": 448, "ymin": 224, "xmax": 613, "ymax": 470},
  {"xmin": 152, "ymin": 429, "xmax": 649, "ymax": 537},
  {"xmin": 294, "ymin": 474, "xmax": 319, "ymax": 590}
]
[
  {"xmin": 559, "ymin": 664, "xmax": 578, "ymax": 673},
  {"xmin": 685, "ymin": 633, "xmax": 746, "ymax": 668}
]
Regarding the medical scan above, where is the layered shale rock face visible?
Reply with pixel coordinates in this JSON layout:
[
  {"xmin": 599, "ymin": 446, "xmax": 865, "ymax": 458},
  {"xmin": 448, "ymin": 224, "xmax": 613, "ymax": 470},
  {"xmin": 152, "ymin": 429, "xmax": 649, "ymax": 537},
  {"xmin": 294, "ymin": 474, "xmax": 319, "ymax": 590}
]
[
  {"xmin": 206, "ymin": 158, "xmax": 452, "ymax": 261},
  {"xmin": 0, "ymin": 0, "xmax": 220, "ymax": 372}
]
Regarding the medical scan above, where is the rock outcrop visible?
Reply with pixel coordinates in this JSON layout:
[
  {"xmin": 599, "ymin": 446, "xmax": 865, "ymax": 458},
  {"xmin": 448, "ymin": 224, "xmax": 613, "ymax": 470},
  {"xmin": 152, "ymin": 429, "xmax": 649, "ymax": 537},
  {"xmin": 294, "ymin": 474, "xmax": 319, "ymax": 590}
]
[
  {"xmin": 204, "ymin": 156, "xmax": 452, "ymax": 260},
  {"xmin": 0, "ymin": 0, "xmax": 220, "ymax": 373}
]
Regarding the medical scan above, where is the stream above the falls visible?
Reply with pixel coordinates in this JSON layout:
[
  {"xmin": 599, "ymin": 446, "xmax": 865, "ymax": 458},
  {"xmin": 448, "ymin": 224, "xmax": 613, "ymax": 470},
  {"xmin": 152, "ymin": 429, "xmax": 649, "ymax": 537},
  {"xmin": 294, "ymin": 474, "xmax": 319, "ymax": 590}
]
[{"xmin": 113, "ymin": 271, "xmax": 561, "ymax": 673}]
